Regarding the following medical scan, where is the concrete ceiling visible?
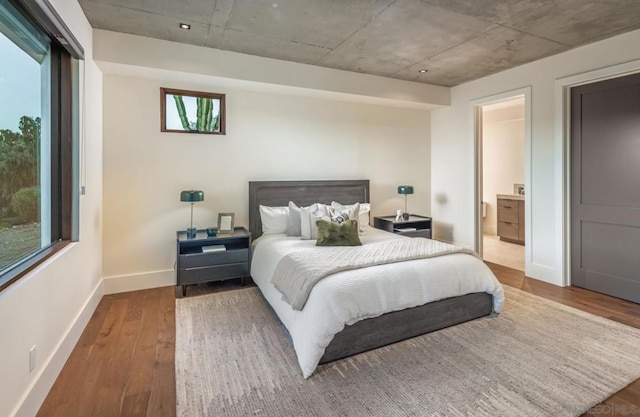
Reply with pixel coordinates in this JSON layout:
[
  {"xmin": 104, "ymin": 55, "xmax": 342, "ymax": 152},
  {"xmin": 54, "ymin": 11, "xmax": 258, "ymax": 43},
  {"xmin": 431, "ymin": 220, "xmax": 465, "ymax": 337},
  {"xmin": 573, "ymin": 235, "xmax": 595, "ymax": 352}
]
[{"xmin": 79, "ymin": 0, "xmax": 640, "ymax": 87}]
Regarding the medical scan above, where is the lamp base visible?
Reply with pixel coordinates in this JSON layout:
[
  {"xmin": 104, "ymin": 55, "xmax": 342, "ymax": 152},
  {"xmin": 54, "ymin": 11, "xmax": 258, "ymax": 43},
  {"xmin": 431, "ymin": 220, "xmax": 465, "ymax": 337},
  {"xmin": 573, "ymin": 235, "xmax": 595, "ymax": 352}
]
[
  {"xmin": 402, "ymin": 212, "xmax": 410, "ymax": 221},
  {"xmin": 186, "ymin": 228, "xmax": 197, "ymax": 239}
]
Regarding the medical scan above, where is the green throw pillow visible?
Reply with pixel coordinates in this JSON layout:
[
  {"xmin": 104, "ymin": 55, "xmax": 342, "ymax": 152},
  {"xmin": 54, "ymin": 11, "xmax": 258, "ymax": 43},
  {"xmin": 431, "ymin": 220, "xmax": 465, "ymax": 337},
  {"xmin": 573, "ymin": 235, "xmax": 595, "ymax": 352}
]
[{"xmin": 315, "ymin": 220, "xmax": 362, "ymax": 246}]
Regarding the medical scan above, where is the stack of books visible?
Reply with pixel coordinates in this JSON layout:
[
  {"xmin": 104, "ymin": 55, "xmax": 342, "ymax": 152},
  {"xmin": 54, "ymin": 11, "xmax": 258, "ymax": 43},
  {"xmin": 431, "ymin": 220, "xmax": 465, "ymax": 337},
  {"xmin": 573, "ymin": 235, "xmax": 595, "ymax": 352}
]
[{"xmin": 202, "ymin": 245, "xmax": 226, "ymax": 253}]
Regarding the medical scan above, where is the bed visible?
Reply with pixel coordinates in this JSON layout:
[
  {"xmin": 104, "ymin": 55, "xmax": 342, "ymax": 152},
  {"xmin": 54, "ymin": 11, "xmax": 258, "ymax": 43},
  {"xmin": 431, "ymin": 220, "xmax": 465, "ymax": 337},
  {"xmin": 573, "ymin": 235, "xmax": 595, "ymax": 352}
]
[{"xmin": 249, "ymin": 180, "xmax": 505, "ymax": 378}]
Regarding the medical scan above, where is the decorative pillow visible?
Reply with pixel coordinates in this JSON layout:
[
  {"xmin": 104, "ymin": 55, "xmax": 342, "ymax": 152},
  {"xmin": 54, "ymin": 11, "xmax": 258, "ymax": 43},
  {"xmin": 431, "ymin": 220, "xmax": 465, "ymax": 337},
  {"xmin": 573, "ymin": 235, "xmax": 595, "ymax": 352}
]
[
  {"xmin": 259, "ymin": 205, "xmax": 289, "ymax": 235},
  {"xmin": 328, "ymin": 203, "xmax": 359, "ymax": 225},
  {"xmin": 300, "ymin": 205, "xmax": 330, "ymax": 240},
  {"xmin": 287, "ymin": 202, "xmax": 318, "ymax": 236},
  {"xmin": 331, "ymin": 201, "xmax": 371, "ymax": 228},
  {"xmin": 316, "ymin": 220, "xmax": 362, "ymax": 246}
]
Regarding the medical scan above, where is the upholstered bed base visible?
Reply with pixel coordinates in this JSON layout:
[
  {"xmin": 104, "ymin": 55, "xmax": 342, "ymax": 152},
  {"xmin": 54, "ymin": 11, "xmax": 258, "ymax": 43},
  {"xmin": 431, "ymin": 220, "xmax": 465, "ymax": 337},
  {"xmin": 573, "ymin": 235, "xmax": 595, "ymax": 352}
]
[{"xmin": 320, "ymin": 292, "xmax": 493, "ymax": 363}]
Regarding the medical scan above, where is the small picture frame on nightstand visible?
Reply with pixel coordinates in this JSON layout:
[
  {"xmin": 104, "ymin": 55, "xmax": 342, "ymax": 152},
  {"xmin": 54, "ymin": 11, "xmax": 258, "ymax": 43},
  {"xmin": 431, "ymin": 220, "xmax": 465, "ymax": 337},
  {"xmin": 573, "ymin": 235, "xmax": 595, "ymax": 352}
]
[{"xmin": 217, "ymin": 213, "xmax": 235, "ymax": 233}]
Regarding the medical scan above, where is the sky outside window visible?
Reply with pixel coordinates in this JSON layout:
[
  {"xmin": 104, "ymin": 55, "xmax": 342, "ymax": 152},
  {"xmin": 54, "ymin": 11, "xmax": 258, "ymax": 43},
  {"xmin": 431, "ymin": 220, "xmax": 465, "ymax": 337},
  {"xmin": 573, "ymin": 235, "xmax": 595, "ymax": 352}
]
[{"xmin": 0, "ymin": 32, "xmax": 41, "ymax": 131}]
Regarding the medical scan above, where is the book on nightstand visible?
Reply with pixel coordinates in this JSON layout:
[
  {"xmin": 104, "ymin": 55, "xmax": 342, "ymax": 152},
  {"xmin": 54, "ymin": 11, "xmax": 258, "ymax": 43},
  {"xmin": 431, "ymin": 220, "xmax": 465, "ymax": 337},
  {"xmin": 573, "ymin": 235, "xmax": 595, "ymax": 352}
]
[
  {"xmin": 395, "ymin": 227, "xmax": 417, "ymax": 232},
  {"xmin": 202, "ymin": 245, "xmax": 226, "ymax": 253}
]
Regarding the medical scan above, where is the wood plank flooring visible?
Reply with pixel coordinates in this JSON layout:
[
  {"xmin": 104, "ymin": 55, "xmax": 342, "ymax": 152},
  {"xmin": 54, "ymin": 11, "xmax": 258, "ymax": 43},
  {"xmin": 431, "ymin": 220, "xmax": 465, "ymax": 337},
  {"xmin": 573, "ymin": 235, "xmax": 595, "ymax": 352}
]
[{"xmin": 37, "ymin": 266, "xmax": 640, "ymax": 417}]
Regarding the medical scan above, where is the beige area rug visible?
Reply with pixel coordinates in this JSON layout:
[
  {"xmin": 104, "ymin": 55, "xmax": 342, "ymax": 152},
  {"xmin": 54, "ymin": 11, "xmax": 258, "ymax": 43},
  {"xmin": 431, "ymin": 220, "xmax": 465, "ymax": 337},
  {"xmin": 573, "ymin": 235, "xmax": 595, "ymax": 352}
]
[{"xmin": 175, "ymin": 286, "xmax": 640, "ymax": 417}]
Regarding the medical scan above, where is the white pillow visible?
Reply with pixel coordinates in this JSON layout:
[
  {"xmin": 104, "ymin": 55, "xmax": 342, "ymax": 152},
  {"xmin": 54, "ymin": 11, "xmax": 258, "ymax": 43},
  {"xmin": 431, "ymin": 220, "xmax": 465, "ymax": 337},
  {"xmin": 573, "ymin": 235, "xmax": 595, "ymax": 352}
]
[
  {"xmin": 287, "ymin": 202, "xmax": 318, "ymax": 237},
  {"xmin": 331, "ymin": 201, "xmax": 371, "ymax": 227},
  {"xmin": 300, "ymin": 205, "xmax": 330, "ymax": 240},
  {"xmin": 259, "ymin": 205, "xmax": 289, "ymax": 235}
]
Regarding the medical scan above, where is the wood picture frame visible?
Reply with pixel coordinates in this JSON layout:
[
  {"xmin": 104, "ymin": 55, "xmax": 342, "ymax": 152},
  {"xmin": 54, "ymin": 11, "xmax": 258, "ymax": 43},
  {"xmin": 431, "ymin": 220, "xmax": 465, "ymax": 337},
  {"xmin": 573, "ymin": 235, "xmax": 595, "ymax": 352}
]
[
  {"xmin": 217, "ymin": 213, "xmax": 235, "ymax": 233},
  {"xmin": 160, "ymin": 87, "xmax": 226, "ymax": 134}
]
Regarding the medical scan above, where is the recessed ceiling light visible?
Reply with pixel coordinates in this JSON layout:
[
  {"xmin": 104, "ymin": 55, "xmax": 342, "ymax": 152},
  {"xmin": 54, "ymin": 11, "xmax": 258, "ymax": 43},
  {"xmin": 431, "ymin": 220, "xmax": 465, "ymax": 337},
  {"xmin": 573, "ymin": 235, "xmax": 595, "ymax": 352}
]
[
  {"xmin": 418, "ymin": 69, "xmax": 428, "ymax": 73},
  {"xmin": 179, "ymin": 23, "xmax": 191, "ymax": 30}
]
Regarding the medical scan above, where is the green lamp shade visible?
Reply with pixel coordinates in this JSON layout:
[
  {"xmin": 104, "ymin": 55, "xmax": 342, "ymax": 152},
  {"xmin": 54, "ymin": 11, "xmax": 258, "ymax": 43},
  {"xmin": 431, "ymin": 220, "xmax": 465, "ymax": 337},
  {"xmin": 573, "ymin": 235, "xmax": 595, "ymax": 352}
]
[
  {"xmin": 180, "ymin": 190, "xmax": 204, "ymax": 202},
  {"xmin": 397, "ymin": 185, "xmax": 414, "ymax": 195}
]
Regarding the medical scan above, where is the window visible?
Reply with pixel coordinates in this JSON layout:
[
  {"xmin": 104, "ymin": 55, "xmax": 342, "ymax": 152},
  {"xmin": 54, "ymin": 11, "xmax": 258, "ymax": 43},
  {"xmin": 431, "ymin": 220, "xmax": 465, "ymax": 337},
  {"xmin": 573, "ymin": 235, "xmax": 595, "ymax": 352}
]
[{"xmin": 0, "ymin": 0, "xmax": 84, "ymax": 290}]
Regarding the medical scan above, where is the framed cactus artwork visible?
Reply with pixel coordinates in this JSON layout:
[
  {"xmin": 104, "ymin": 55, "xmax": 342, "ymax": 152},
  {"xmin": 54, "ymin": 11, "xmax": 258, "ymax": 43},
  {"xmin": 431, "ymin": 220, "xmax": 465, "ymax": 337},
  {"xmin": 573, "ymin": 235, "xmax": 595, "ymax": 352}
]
[{"xmin": 160, "ymin": 88, "xmax": 226, "ymax": 134}]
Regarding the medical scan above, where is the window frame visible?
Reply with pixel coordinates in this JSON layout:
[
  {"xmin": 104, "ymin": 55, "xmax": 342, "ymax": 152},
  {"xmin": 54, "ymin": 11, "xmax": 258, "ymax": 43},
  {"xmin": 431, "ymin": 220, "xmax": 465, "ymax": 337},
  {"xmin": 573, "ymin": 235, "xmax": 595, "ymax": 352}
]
[{"xmin": 0, "ymin": 0, "xmax": 82, "ymax": 292}]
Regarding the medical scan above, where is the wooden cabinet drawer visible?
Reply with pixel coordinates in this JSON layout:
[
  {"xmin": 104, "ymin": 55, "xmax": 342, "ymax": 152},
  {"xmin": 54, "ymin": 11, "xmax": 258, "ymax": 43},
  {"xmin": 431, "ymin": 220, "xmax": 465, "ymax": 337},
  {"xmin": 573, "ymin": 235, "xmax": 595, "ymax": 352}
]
[
  {"xmin": 179, "ymin": 263, "xmax": 249, "ymax": 285},
  {"xmin": 497, "ymin": 200, "xmax": 519, "ymax": 223},
  {"xmin": 497, "ymin": 221, "xmax": 519, "ymax": 240},
  {"xmin": 179, "ymin": 248, "xmax": 248, "ymax": 269}
]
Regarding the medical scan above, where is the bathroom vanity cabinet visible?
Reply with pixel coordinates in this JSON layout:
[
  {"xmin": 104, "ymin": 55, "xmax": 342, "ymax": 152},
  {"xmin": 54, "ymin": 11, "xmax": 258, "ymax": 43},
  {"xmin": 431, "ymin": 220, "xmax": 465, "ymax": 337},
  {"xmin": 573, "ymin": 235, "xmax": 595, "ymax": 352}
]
[{"xmin": 496, "ymin": 195, "xmax": 524, "ymax": 245}]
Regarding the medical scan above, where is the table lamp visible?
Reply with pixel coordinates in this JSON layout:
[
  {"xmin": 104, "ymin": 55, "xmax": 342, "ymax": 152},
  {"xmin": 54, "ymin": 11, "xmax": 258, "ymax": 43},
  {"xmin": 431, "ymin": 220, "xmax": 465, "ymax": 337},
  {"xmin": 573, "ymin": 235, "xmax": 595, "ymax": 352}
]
[
  {"xmin": 180, "ymin": 190, "xmax": 204, "ymax": 239},
  {"xmin": 397, "ymin": 185, "xmax": 414, "ymax": 221}
]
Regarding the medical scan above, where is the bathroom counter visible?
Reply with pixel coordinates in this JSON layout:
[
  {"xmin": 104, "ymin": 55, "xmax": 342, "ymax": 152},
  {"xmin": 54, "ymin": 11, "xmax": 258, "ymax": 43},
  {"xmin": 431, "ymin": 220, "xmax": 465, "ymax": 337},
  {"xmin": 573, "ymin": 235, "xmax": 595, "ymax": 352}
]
[{"xmin": 497, "ymin": 193, "xmax": 524, "ymax": 201}]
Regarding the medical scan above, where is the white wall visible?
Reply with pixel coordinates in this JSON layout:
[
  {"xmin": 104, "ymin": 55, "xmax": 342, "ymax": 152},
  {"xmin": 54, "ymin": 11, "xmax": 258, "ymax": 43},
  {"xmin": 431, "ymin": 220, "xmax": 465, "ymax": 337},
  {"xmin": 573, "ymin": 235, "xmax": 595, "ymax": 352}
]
[
  {"xmin": 93, "ymin": 30, "xmax": 449, "ymax": 110},
  {"xmin": 0, "ymin": 1, "xmax": 103, "ymax": 416},
  {"xmin": 482, "ymin": 102, "xmax": 525, "ymax": 235},
  {"xmin": 101, "ymin": 73, "xmax": 430, "ymax": 292},
  {"xmin": 431, "ymin": 28, "xmax": 640, "ymax": 285}
]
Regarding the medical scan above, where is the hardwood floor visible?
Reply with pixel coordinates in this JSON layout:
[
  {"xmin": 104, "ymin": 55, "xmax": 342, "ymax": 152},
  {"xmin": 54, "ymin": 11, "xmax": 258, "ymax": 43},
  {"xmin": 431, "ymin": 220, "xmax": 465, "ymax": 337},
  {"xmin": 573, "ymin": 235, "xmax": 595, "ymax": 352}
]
[{"xmin": 37, "ymin": 267, "xmax": 640, "ymax": 417}]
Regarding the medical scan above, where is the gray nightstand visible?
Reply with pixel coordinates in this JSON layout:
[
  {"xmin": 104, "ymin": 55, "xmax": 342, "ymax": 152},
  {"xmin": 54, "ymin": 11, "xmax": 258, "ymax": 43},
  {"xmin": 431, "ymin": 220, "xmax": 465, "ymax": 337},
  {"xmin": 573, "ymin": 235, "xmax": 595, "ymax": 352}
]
[
  {"xmin": 176, "ymin": 227, "xmax": 251, "ymax": 296},
  {"xmin": 373, "ymin": 215, "xmax": 432, "ymax": 239}
]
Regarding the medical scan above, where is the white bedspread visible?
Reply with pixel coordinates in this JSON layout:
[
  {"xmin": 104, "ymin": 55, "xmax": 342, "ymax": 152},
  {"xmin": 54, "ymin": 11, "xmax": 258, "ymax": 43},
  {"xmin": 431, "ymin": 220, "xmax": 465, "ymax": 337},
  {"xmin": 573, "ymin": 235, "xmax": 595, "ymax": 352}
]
[{"xmin": 251, "ymin": 227, "xmax": 505, "ymax": 378}]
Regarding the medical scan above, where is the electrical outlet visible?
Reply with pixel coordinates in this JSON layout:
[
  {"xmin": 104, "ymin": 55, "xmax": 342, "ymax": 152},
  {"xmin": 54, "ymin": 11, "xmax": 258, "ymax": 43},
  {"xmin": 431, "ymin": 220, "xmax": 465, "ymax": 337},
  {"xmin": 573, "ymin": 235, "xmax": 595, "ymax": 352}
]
[{"xmin": 29, "ymin": 346, "xmax": 36, "ymax": 372}]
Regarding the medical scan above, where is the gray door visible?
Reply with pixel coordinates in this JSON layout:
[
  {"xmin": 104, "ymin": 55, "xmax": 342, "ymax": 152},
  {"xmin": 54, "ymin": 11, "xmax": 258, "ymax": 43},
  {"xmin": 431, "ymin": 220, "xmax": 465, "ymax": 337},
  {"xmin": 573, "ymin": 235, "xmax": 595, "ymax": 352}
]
[{"xmin": 571, "ymin": 73, "xmax": 640, "ymax": 303}]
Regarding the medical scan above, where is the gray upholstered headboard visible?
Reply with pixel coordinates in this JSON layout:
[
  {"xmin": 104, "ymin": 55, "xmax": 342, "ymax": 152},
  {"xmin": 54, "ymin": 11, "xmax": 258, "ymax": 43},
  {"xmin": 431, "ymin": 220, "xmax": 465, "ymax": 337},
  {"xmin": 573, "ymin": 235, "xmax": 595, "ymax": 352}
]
[{"xmin": 248, "ymin": 180, "xmax": 370, "ymax": 240}]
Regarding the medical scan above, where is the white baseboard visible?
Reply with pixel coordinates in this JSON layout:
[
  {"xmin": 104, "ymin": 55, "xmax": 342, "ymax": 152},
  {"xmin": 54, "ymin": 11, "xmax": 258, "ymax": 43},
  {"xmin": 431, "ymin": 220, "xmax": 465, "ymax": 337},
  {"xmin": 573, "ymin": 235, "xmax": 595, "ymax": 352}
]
[
  {"xmin": 13, "ymin": 280, "xmax": 104, "ymax": 417},
  {"xmin": 103, "ymin": 269, "xmax": 175, "ymax": 294}
]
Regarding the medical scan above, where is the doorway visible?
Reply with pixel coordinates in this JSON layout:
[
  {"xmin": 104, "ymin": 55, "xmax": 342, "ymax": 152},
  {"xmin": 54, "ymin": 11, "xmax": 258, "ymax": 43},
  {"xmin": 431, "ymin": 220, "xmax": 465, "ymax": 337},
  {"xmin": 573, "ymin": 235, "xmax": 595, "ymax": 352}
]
[
  {"xmin": 570, "ymin": 72, "xmax": 640, "ymax": 303},
  {"xmin": 479, "ymin": 97, "xmax": 526, "ymax": 271}
]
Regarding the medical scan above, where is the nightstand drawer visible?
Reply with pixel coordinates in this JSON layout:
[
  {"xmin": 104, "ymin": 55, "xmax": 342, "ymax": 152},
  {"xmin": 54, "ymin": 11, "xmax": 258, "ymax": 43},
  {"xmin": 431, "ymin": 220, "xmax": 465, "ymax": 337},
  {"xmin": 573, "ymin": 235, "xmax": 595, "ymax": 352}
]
[
  {"xmin": 395, "ymin": 229, "xmax": 432, "ymax": 239},
  {"xmin": 179, "ymin": 263, "xmax": 249, "ymax": 285},
  {"xmin": 179, "ymin": 248, "xmax": 249, "ymax": 269}
]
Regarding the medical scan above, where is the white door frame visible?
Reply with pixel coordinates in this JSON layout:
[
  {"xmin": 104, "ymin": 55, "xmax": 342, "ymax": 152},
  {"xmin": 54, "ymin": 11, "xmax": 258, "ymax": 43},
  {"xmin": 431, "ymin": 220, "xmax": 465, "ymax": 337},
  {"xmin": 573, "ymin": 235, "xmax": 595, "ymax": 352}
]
[
  {"xmin": 554, "ymin": 59, "xmax": 640, "ymax": 286},
  {"xmin": 471, "ymin": 87, "xmax": 532, "ymax": 273}
]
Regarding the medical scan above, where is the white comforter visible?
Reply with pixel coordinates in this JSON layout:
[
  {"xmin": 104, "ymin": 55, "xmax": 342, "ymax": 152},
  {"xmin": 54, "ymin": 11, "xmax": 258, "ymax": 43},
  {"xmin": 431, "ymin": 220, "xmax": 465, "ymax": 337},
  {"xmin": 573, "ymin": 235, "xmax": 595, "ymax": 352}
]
[{"xmin": 251, "ymin": 227, "xmax": 505, "ymax": 378}]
